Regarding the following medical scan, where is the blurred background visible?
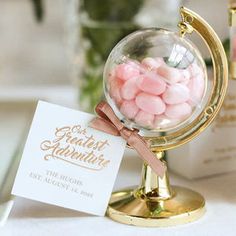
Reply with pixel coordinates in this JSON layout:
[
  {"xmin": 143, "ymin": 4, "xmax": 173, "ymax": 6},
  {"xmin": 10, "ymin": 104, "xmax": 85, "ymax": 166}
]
[
  {"xmin": 0, "ymin": 0, "xmax": 233, "ymax": 231},
  {"xmin": 0, "ymin": 0, "xmax": 228, "ymax": 110}
]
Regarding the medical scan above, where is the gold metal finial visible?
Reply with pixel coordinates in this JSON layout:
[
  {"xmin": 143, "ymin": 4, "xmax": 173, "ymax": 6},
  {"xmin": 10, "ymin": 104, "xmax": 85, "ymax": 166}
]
[
  {"xmin": 178, "ymin": 8, "xmax": 194, "ymax": 37},
  {"xmin": 229, "ymin": 7, "xmax": 236, "ymax": 26},
  {"xmin": 178, "ymin": 22, "xmax": 194, "ymax": 37}
]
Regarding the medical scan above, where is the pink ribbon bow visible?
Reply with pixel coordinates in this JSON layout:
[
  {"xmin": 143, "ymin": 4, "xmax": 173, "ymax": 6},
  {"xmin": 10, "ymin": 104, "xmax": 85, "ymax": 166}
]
[{"xmin": 90, "ymin": 101, "xmax": 166, "ymax": 178}]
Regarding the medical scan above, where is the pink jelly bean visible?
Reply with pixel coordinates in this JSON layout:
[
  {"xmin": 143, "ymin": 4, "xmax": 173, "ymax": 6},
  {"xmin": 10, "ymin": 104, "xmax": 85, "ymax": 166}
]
[
  {"xmin": 154, "ymin": 114, "xmax": 180, "ymax": 129},
  {"xmin": 179, "ymin": 69, "xmax": 191, "ymax": 85},
  {"xmin": 120, "ymin": 100, "xmax": 139, "ymax": 119},
  {"xmin": 157, "ymin": 65, "xmax": 182, "ymax": 84},
  {"xmin": 189, "ymin": 63, "xmax": 203, "ymax": 77},
  {"xmin": 126, "ymin": 59, "xmax": 142, "ymax": 70},
  {"xmin": 135, "ymin": 110, "xmax": 154, "ymax": 128},
  {"xmin": 187, "ymin": 73, "xmax": 205, "ymax": 105},
  {"xmin": 155, "ymin": 57, "xmax": 164, "ymax": 65},
  {"xmin": 120, "ymin": 78, "xmax": 140, "ymax": 100},
  {"xmin": 165, "ymin": 103, "xmax": 192, "ymax": 119},
  {"xmin": 108, "ymin": 76, "xmax": 124, "ymax": 107},
  {"xmin": 136, "ymin": 73, "xmax": 166, "ymax": 95},
  {"xmin": 162, "ymin": 83, "xmax": 190, "ymax": 104},
  {"xmin": 115, "ymin": 63, "xmax": 140, "ymax": 81},
  {"xmin": 141, "ymin": 57, "xmax": 163, "ymax": 70},
  {"xmin": 135, "ymin": 92, "xmax": 166, "ymax": 115}
]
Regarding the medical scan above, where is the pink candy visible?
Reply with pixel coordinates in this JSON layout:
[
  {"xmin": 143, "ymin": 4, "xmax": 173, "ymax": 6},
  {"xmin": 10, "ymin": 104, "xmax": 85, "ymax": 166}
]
[
  {"xmin": 162, "ymin": 84, "xmax": 190, "ymax": 104},
  {"xmin": 189, "ymin": 63, "xmax": 203, "ymax": 77},
  {"xmin": 121, "ymin": 78, "xmax": 140, "ymax": 100},
  {"xmin": 187, "ymin": 73, "xmax": 205, "ymax": 105},
  {"xmin": 135, "ymin": 110, "xmax": 154, "ymax": 128},
  {"xmin": 120, "ymin": 100, "xmax": 139, "ymax": 119},
  {"xmin": 136, "ymin": 73, "xmax": 166, "ymax": 95},
  {"xmin": 157, "ymin": 65, "xmax": 182, "ymax": 84},
  {"xmin": 180, "ymin": 69, "xmax": 191, "ymax": 85},
  {"xmin": 108, "ymin": 57, "xmax": 205, "ymax": 129},
  {"xmin": 115, "ymin": 63, "xmax": 140, "ymax": 81},
  {"xmin": 141, "ymin": 57, "xmax": 163, "ymax": 70},
  {"xmin": 136, "ymin": 93, "xmax": 166, "ymax": 115},
  {"xmin": 165, "ymin": 103, "xmax": 192, "ymax": 119},
  {"xmin": 108, "ymin": 75, "xmax": 123, "ymax": 107}
]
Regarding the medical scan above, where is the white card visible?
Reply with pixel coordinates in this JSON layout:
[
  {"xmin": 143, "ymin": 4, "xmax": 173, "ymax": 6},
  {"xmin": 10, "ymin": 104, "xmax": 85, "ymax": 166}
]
[{"xmin": 12, "ymin": 101, "xmax": 126, "ymax": 216}]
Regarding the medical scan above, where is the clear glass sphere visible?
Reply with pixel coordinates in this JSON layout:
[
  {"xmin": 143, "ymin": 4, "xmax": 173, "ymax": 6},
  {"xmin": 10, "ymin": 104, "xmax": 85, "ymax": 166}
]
[{"xmin": 103, "ymin": 28, "xmax": 207, "ymax": 133}]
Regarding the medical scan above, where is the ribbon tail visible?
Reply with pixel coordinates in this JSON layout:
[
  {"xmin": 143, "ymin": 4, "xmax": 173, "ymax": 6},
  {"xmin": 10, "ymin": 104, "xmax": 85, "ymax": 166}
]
[
  {"xmin": 128, "ymin": 134, "xmax": 166, "ymax": 178},
  {"xmin": 89, "ymin": 117, "xmax": 120, "ymax": 136}
]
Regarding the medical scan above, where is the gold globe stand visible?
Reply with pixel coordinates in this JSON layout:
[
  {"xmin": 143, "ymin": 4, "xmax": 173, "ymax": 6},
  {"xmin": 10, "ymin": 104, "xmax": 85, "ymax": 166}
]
[
  {"xmin": 107, "ymin": 152, "xmax": 205, "ymax": 227},
  {"xmin": 107, "ymin": 7, "xmax": 228, "ymax": 227}
]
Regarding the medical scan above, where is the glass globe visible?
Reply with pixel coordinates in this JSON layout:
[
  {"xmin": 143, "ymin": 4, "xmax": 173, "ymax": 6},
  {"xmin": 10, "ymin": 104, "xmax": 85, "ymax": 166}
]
[{"xmin": 103, "ymin": 28, "xmax": 207, "ymax": 133}]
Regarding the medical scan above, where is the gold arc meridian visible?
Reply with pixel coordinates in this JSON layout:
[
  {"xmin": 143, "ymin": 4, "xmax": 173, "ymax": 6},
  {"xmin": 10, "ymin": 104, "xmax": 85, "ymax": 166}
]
[{"xmin": 149, "ymin": 6, "xmax": 228, "ymax": 151}]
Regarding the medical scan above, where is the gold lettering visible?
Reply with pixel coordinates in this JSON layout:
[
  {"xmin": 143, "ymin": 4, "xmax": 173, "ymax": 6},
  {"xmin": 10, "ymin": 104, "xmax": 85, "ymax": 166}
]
[{"xmin": 40, "ymin": 124, "xmax": 112, "ymax": 171}]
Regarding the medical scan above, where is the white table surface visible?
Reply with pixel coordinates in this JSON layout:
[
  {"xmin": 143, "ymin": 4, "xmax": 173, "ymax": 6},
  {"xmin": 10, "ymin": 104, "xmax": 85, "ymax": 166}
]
[{"xmin": 1, "ymin": 147, "xmax": 236, "ymax": 236}]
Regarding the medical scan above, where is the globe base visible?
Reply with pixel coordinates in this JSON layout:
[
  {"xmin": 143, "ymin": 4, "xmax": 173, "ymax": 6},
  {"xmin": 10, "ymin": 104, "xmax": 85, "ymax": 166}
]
[{"xmin": 107, "ymin": 185, "xmax": 205, "ymax": 227}]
